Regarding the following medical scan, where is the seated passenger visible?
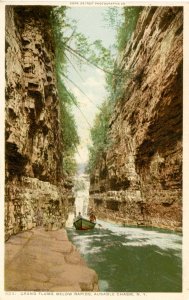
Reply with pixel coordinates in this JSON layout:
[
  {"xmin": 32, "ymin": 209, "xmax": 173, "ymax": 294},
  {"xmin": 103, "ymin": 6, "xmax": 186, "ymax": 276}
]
[
  {"xmin": 76, "ymin": 212, "xmax": 82, "ymax": 220},
  {"xmin": 90, "ymin": 213, "xmax": 96, "ymax": 223}
]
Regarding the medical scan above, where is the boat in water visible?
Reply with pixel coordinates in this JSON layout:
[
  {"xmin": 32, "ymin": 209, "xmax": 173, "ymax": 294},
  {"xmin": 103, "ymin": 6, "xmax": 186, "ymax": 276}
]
[{"xmin": 73, "ymin": 217, "xmax": 96, "ymax": 230}]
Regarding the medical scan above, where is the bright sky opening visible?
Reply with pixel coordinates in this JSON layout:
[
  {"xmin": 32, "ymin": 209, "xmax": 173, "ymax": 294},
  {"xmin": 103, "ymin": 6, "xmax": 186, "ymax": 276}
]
[{"xmin": 64, "ymin": 7, "xmax": 121, "ymax": 170}]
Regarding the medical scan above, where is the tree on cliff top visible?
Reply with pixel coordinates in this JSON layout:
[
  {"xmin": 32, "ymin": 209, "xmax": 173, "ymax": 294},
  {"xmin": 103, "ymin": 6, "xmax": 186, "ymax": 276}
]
[{"xmin": 103, "ymin": 7, "xmax": 142, "ymax": 51}]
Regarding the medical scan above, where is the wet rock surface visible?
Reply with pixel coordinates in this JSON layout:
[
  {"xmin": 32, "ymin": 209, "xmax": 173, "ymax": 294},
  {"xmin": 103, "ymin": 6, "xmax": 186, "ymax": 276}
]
[
  {"xmin": 89, "ymin": 7, "xmax": 183, "ymax": 231},
  {"xmin": 5, "ymin": 228, "xmax": 99, "ymax": 291}
]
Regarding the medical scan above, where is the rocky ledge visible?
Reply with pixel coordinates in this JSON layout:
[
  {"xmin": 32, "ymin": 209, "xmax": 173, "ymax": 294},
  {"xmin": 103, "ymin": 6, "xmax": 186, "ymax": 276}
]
[{"xmin": 5, "ymin": 228, "xmax": 99, "ymax": 291}]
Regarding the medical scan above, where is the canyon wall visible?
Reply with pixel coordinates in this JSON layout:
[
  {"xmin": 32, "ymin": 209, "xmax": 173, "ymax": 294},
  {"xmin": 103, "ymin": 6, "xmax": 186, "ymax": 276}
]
[
  {"xmin": 89, "ymin": 7, "xmax": 183, "ymax": 231},
  {"xmin": 5, "ymin": 6, "xmax": 75, "ymax": 240}
]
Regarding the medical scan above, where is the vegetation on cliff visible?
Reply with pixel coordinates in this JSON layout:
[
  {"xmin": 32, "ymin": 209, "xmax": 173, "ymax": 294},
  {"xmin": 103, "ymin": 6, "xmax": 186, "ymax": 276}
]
[
  {"xmin": 50, "ymin": 7, "xmax": 79, "ymax": 175},
  {"xmin": 50, "ymin": 6, "xmax": 143, "ymax": 174},
  {"xmin": 51, "ymin": 6, "xmax": 118, "ymax": 175},
  {"xmin": 117, "ymin": 7, "xmax": 142, "ymax": 51},
  {"xmin": 87, "ymin": 7, "xmax": 143, "ymax": 173},
  {"xmin": 87, "ymin": 100, "xmax": 113, "ymax": 172}
]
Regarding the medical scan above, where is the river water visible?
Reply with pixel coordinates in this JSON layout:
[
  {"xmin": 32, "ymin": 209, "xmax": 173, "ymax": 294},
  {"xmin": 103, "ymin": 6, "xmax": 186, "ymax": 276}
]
[
  {"xmin": 67, "ymin": 172, "xmax": 182, "ymax": 292},
  {"xmin": 67, "ymin": 220, "xmax": 182, "ymax": 292}
]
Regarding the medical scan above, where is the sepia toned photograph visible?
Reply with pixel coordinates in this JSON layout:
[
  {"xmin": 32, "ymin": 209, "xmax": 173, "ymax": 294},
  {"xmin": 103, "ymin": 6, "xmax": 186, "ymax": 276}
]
[{"xmin": 4, "ymin": 3, "xmax": 183, "ymax": 294}]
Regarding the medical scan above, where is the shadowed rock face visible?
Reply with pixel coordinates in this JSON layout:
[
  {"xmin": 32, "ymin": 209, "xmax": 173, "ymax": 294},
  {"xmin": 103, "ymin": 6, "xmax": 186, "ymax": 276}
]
[
  {"xmin": 5, "ymin": 6, "xmax": 74, "ymax": 239},
  {"xmin": 89, "ymin": 7, "xmax": 183, "ymax": 231}
]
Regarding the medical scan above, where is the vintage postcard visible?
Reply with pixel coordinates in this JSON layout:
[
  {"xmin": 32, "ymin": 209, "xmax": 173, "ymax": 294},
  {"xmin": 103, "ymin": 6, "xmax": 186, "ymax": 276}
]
[{"xmin": 1, "ymin": 0, "xmax": 189, "ymax": 299}]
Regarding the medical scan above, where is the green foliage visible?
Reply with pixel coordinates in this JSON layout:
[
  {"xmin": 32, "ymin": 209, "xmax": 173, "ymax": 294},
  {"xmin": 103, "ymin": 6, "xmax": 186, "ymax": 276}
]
[
  {"xmin": 101, "ymin": 7, "xmax": 142, "ymax": 104},
  {"xmin": 51, "ymin": 7, "xmax": 114, "ymax": 75},
  {"xmin": 50, "ymin": 6, "xmax": 119, "ymax": 175},
  {"xmin": 88, "ymin": 40, "xmax": 114, "ymax": 71},
  {"xmin": 103, "ymin": 7, "xmax": 122, "ymax": 29},
  {"xmin": 50, "ymin": 7, "xmax": 115, "ymax": 175},
  {"xmin": 58, "ymin": 77, "xmax": 79, "ymax": 175},
  {"xmin": 59, "ymin": 98, "xmax": 79, "ymax": 152},
  {"xmin": 62, "ymin": 150, "xmax": 78, "ymax": 175},
  {"xmin": 117, "ymin": 7, "xmax": 142, "ymax": 51},
  {"xmin": 87, "ymin": 7, "xmax": 143, "ymax": 174},
  {"xmin": 103, "ymin": 7, "xmax": 142, "ymax": 51},
  {"xmin": 86, "ymin": 100, "xmax": 113, "ymax": 173},
  {"xmin": 51, "ymin": 6, "xmax": 142, "ymax": 175},
  {"xmin": 50, "ymin": 7, "xmax": 79, "ymax": 175},
  {"xmin": 104, "ymin": 7, "xmax": 143, "ymax": 102}
]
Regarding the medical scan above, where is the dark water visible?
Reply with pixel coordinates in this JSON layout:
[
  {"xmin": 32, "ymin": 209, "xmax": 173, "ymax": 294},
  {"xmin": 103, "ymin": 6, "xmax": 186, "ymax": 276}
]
[{"xmin": 67, "ymin": 220, "xmax": 182, "ymax": 292}]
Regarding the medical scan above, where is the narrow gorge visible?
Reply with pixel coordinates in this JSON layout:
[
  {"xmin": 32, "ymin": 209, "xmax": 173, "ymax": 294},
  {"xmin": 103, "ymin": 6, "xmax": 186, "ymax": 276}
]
[
  {"xmin": 4, "ymin": 5, "xmax": 183, "ymax": 293},
  {"xmin": 88, "ymin": 7, "xmax": 183, "ymax": 232}
]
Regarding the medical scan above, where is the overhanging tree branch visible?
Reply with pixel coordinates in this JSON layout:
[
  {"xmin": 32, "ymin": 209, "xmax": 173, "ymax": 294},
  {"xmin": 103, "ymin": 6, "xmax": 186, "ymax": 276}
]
[{"xmin": 64, "ymin": 44, "xmax": 120, "ymax": 77}]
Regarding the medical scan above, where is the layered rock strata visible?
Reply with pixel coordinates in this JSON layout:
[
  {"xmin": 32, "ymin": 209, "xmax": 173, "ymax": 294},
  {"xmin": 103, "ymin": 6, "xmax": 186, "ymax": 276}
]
[
  {"xmin": 5, "ymin": 6, "xmax": 74, "ymax": 239},
  {"xmin": 89, "ymin": 7, "xmax": 183, "ymax": 231}
]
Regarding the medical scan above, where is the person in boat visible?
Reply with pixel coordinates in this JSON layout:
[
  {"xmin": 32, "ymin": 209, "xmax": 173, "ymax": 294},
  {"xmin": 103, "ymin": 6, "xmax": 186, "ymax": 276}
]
[
  {"xmin": 89, "ymin": 213, "xmax": 96, "ymax": 223},
  {"xmin": 76, "ymin": 212, "xmax": 82, "ymax": 220}
]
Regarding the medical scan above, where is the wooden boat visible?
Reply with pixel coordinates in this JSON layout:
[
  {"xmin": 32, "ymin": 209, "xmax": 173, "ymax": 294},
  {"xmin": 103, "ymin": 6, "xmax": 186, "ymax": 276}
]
[{"xmin": 73, "ymin": 217, "xmax": 96, "ymax": 230}]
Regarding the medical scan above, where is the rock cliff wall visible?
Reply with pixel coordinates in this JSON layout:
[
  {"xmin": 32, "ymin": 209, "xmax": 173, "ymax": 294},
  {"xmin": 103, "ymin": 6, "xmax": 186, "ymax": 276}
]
[
  {"xmin": 5, "ymin": 6, "xmax": 74, "ymax": 240},
  {"xmin": 89, "ymin": 7, "xmax": 183, "ymax": 231}
]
